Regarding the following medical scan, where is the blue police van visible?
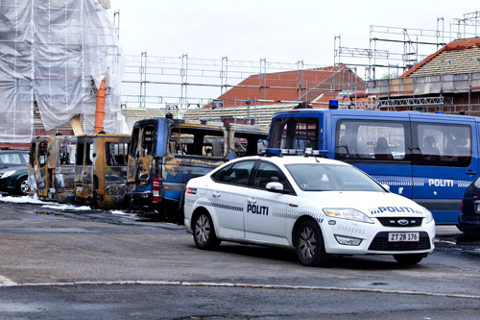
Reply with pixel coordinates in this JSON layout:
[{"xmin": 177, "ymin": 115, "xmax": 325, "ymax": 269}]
[{"xmin": 267, "ymin": 106, "xmax": 480, "ymax": 224}]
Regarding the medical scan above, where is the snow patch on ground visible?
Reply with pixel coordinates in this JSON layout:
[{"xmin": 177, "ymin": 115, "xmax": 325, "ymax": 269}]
[
  {"xmin": 0, "ymin": 195, "xmax": 45, "ymax": 204},
  {"xmin": 0, "ymin": 195, "xmax": 92, "ymax": 211}
]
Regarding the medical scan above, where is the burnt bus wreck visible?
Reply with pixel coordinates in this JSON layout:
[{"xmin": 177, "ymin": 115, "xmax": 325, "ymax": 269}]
[
  {"xmin": 29, "ymin": 135, "xmax": 77, "ymax": 203},
  {"xmin": 27, "ymin": 117, "xmax": 267, "ymax": 220},
  {"xmin": 126, "ymin": 117, "xmax": 268, "ymax": 220},
  {"xmin": 74, "ymin": 133, "xmax": 130, "ymax": 209}
]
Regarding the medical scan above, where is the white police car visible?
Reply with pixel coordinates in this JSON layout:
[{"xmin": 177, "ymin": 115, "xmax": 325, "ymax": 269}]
[{"xmin": 184, "ymin": 149, "xmax": 435, "ymax": 267}]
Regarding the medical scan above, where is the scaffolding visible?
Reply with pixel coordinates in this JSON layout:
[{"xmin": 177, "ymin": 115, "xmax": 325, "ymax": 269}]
[
  {"xmin": 331, "ymin": 11, "xmax": 480, "ymax": 116},
  {"xmin": 334, "ymin": 11, "xmax": 480, "ymax": 81},
  {"xmin": 0, "ymin": 0, "xmax": 124, "ymax": 143},
  {"xmin": 120, "ymin": 54, "xmax": 360, "ymax": 114}
]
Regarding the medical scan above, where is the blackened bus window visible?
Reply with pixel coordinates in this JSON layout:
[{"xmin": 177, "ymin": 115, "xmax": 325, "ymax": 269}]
[
  {"xmin": 106, "ymin": 142, "xmax": 128, "ymax": 166},
  {"xmin": 169, "ymin": 128, "xmax": 225, "ymax": 158},
  {"xmin": 38, "ymin": 141, "xmax": 48, "ymax": 167},
  {"xmin": 29, "ymin": 142, "xmax": 36, "ymax": 167},
  {"xmin": 414, "ymin": 123, "xmax": 471, "ymax": 167},
  {"xmin": 269, "ymin": 118, "xmax": 318, "ymax": 149},
  {"xmin": 129, "ymin": 126, "xmax": 139, "ymax": 157},
  {"xmin": 76, "ymin": 143, "xmax": 84, "ymax": 165},
  {"xmin": 233, "ymin": 132, "xmax": 267, "ymax": 157},
  {"xmin": 335, "ymin": 120, "xmax": 408, "ymax": 161},
  {"xmin": 141, "ymin": 125, "xmax": 155, "ymax": 156}
]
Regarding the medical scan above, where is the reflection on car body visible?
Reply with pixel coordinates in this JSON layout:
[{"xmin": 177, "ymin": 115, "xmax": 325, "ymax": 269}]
[{"xmin": 184, "ymin": 149, "xmax": 435, "ymax": 267}]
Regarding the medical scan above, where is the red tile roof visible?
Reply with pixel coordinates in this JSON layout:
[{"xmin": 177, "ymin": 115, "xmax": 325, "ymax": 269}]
[
  {"xmin": 207, "ymin": 64, "xmax": 364, "ymax": 108},
  {"xmin": 401, "ymin": 37, "xmax": 480, "ymax": 78}
]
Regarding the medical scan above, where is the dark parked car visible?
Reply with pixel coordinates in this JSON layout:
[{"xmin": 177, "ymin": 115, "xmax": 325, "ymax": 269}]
[
  {"xmin": 458, "ymin": 176, "xmax": 480, "ymax": 235},
  {"xmin": 0, "ymin": 150, "xmax": 29, "ymax": 195},
  {"xmin": 0, "ymin": 167, "xmax": 29, "ymax": 195}
]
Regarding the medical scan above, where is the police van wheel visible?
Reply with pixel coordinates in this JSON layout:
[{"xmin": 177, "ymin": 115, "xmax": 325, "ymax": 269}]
[
  {"xmin": 295, "ymin": 220, "xmax": 330, "ymax": 267},
  {"xmin": 193, "ymin": 211, "xmax": 221, "ymax": 250},
  {"xmin": 393, "ymin": 254, "xmax": 425, "ymax": 265}
]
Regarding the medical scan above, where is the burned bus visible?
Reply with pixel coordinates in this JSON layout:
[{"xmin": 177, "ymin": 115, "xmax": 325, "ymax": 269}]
[
  {"xmin": 126, "ymin": 117, "xmax": 268, "ymax": 219},
  {"xmin": 29, "ymin": 135, "xmax": 77, "ymax": 203},
  {"xmin": 74, "ymin": 133, "xmax": 130, "ymax": 209}
]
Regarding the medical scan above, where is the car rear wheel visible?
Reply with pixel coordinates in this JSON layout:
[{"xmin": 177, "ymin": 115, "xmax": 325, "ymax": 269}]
[
  {"xmin": 17, "ymin": 176, "xmax": 29, "ymax": 196},
  {"xmin": 193, "ymin": 211, "xmax": 221, "ymax": 250},
  {"xmin": 295, "ymin": 219, "xmax": 330, "ymax": 267},
  {"xmin": 393, "ymin": 253, "xmax": 425, "ymax": 265}
]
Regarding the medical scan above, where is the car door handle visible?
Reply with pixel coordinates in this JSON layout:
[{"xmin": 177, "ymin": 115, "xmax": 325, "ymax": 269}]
[
  {"xmin": 466, "ymin": 170, "xmax": 476, "ymax": 175},
  {"xmin": 248, "ymin": 198, "xmax": 257, "ymax": 204},
  {"xmin": 212, "ymin": 191, "xmax": 221, "ymax": 198}
]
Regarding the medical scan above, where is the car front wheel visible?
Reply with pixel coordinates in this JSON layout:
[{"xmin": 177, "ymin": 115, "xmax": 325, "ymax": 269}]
[
  {"xmin": 295, "ymin": 219, "xmax": 330, "ymax": 267},
  {"xmin": 193, "ymin": 211, "xmax": 221, "ymax": 250},
  {"xmin": 17, "ymin": 176, "xmax": 29, "ymax": 196}
]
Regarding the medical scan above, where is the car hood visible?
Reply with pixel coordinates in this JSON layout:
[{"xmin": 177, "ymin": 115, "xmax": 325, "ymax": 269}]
[
  {"xmin": 0, "ymin": 165, "xmax": 27, "ymax": 173},
  {"xmin": 300, "ymin": 191, "xmax": 427, "ymax": 217}
]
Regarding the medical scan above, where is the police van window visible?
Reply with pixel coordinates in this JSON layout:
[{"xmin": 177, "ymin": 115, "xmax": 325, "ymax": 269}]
[
  {"xmin": 268, "ymin": 117, "xmax": 319, "ymax": 149},
  {"xmin": 252, "ymin": 161, "xmax": 290, "ymax": 191},
  {"xmin": 106, "ymin": 142, "xmax": 128, "ymax": 166},
  {"xmin": 169, "ymin": 128, "xmax": 225, "ymax": 158},
  {"xmin": 215, "ymin": 160, "xmax": 255, "ymax": 186},
  {"xmin": 335, "ymin": 120, "xmax": 407, "ymax": 161},
  {"xmin": 414, "ymin": 123, "xmax": 471, "ymax": 167}
]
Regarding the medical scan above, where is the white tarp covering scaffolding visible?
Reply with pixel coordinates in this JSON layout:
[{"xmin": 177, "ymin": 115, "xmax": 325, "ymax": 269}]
[{"xmin": 0, "ymin": 0, "xmax": 124, "ymax": 143}]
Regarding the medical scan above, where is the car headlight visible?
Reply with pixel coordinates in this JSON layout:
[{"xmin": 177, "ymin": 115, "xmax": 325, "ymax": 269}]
[
  {"xmin": 0, "ymin": 170, "xmax": 16, "ymax": 179},
  {"xmin": 323, "ymin": 208, "xmax": 374, "ymax": 224},
  {"xmin": 423, "ymin": 207, "xmax": 434, "ymax": 224}
]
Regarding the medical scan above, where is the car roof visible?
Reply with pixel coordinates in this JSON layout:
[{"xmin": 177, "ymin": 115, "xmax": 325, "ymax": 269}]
[{"xmin": 232, "ymin": 154, "xmax": 351, "ymax": 167}]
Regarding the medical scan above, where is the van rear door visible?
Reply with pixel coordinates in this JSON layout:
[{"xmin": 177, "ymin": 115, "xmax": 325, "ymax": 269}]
[{"xmin": 410, "ymin": 113, "xmax": 479, "ymax": 224}]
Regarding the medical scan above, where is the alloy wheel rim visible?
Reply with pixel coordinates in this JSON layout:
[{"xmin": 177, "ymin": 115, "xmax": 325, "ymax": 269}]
[
  {"xmin": 298, "ymin": 226, "xmax": 317, "ymax": 260},
  {"xmin": 195, "ymin": 215, "xmax": 210, "ymax": 244}
]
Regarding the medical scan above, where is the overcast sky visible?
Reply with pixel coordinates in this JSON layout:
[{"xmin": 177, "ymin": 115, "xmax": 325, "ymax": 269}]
[{"xmin": 110, "ymin": 0, "xmax": 478, "ymax": 66}]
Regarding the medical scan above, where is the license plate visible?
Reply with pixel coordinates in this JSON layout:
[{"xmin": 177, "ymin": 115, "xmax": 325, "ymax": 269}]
[
  {"xmin": 388, "ymin": 232, "xmax": 419, "ymax": 242},
  {"xmin": 76, "ymin": 186, "xmax": 83, "ymax": 193}
]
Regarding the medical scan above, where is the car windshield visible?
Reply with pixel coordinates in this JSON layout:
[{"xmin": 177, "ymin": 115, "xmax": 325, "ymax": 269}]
[{"xmin": 286, "ymin": 163, "xmax": 385, "ymax": 192}]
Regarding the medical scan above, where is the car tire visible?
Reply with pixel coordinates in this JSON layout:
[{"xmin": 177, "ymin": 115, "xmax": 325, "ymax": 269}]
[
  {"xmin": 193, "ymin": 211, "xmax": 221, "ymax": 250},
  {"xmin": 295, "ymin": 219, "xmax": 330, "ymax": 267},
  {"xmin": 16, "ymin": 176, "xmax": 29, "ymax": 196},
  {"xmin": 393, "ymin": 254, "xmax": 425, "ymax": 265}
]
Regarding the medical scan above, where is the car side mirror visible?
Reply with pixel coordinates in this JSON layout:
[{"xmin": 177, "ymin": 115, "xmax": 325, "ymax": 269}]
[{"xmin": 266, "ymin": 181, "xmax": 284, "ymax": 192}]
